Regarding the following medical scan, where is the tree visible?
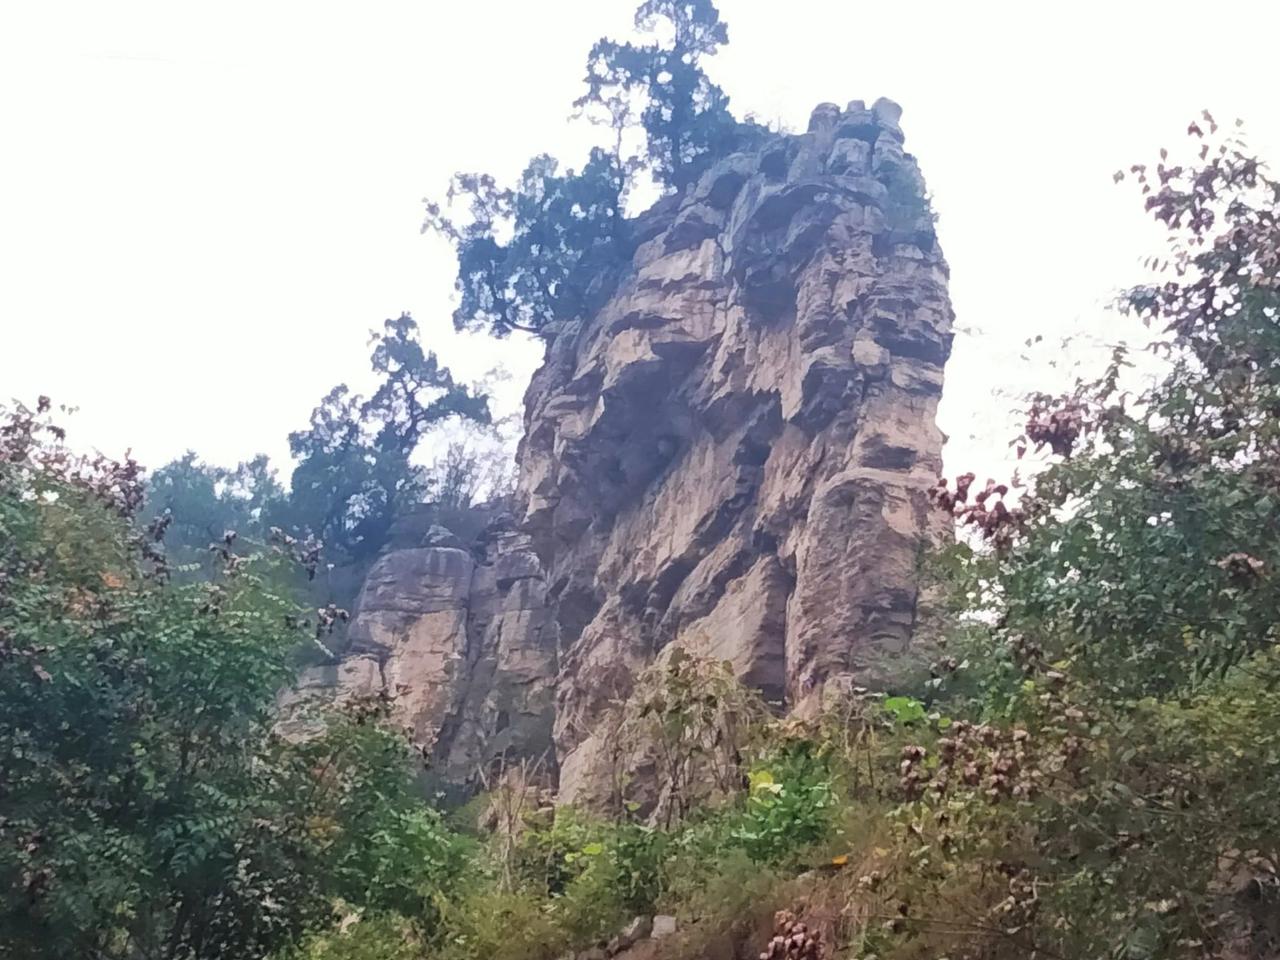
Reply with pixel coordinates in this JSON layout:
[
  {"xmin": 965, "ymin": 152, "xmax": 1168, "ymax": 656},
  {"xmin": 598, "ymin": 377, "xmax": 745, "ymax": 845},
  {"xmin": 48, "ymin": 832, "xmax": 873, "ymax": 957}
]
[
  {"xmin": 424, "ymin": 150, "xmax": 626, "ymax": 338},
  {"xmin": 427, "ymin": 433, "xmax": 517, "ymax": 511},
  {"xmin": 932, "ymin": 115, "xmax": 1280, "ymax": 696},
  {"xmin": 143, "ymin": 314, "xmax": 500, "ymax": 570},
  {"xmin": 143, "ymin": 452, "xmax": 285, "ymax": 568},
  {"xmin": 426, "ymin": 0, "xmax": 753, "ymax": 340},
  {"xmin": 576, "ymin": 0, "xmax": 738, "ymax": 191},
  {"xmin": 0, "ymin": 399, "xmax": 463, "ymax": 959},
  {"xmin": 283, "ymin": 313, "xmax": 490, "ymax": 562}
]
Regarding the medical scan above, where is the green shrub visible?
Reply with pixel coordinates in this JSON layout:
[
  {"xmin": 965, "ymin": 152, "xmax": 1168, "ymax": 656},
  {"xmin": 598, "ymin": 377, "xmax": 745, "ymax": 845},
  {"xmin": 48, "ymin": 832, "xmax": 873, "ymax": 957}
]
[
  {"xmin": 0, "ymin": 400, "xmax": 466, "ymax": 959},
  {"xmin": 731, "ymin": 747, "xmax": 836, "ymax": 865},
  {"xmin": 279, "ymin": 915, "xmax": 424, "ymax": 960},
  {"xmin": 433, "ymin": 889, "xmax": 565, "ymax": 960}
]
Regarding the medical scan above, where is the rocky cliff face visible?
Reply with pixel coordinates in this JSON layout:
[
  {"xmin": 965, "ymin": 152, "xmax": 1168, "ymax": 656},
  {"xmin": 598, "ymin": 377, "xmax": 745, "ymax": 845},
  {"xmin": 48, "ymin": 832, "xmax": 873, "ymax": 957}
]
[
  {"xmin": 519, "ymin": 98, "xmax": 953, "ymax": 801},
  {"xmin": 292, "ymin": 98, "xmax": 953, "ymax": 800},
  {"xmin": 281, "ymin": 521, "xmax": 558, "ymax": 786}
]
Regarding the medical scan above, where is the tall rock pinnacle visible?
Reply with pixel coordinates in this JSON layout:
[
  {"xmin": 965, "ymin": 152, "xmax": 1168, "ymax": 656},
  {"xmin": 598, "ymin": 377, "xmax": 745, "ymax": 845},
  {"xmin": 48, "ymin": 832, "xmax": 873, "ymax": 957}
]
[{"xmin": 516, "ymin": 98, "xmax": 954, "ymax": 801}]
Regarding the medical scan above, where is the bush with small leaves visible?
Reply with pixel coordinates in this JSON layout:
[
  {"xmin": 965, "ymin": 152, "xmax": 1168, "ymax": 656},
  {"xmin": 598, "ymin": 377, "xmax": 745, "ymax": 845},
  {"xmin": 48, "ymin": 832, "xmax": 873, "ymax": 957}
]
[{"xmin": 0, "ymin": 401, "xmax": 465, "ymax": 959}]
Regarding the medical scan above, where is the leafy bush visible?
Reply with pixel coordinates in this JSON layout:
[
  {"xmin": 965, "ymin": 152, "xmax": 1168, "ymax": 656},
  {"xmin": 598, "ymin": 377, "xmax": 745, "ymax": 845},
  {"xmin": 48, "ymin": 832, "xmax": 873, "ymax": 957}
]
[
  {"xmin": 615, "ymin": 650, "xmax": 769, "ymax": 826},
  {"xmin": 279, "ymin": 915, "xmax": 424, "ymax": 960},
  {"xmin": 280, "ymin": 712, "xmax": 469, "ymax": 923},
  {"xmin": 732, "ymin": 748, "xmax": 836, "ymax": 865},
  {"xmin": 432, "ymin": 889, "xmax": 565, "ymax": 960},
  {"xmin": 932, "ymin": 119, "xmax": 1280, "ymax": 697},
  {"xmin": 0, "ymin": 400, "xmax": 464, "ymax": 959}
]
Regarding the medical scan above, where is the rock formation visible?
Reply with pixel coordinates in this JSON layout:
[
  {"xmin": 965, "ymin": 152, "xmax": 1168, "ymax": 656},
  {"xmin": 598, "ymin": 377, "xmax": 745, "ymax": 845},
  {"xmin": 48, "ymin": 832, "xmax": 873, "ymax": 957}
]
[
  {"xmin": 289, "ymin": 98, "xmax": 953, "ymax": 801},
  {"xmin": 519, "ymin": 98, "xmax": 953, "ymax": 801},
  {"xmin": 281, "ymin": 518, "xmax": 558, "ymax": 786}
]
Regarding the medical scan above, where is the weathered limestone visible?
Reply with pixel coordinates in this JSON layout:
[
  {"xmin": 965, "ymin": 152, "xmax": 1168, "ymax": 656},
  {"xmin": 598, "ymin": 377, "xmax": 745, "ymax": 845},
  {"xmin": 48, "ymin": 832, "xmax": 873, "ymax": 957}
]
[
  {"xmin": 435, "ymin": 522, "xmax": 558, "ymax": 781},
  {"xmin": 516, "ymin": 98, "xmax": 953, "ymax": 803}
]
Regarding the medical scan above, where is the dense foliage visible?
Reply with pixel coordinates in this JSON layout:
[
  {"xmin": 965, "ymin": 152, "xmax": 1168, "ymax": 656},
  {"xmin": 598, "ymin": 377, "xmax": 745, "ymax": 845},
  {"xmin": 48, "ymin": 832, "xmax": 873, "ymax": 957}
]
[
  {"xmin": 146, "ymin": 314, "xmax": 497, "ymax": 570},
  {"xmin": 426, "ymin": 0, "xmax": 756, "ymax": 340},
  {"xmin": 0, "ymin": 402, "xmax": 463, "ymax": 959},
  {"xmin": 934, "ymin": 115, "xmax": 1280, "ymax": 695},
  {"xmin": 876, "ymin": 118, "xmax": 1280, "ymax": 958}
]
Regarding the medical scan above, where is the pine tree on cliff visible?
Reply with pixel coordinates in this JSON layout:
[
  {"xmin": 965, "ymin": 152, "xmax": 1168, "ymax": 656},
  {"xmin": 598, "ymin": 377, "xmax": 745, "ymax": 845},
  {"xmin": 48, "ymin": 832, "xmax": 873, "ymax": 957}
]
[
  {"xmin": 282, "ymin": 313, "xmax": 490, "ymax": 562},
  {"xmin": 575, "ymin": 0, "xmax": 738, "ymax": 192},
  {"xmin": 425, "ymin": 0, "xmax": 753, "ymax": 340}
]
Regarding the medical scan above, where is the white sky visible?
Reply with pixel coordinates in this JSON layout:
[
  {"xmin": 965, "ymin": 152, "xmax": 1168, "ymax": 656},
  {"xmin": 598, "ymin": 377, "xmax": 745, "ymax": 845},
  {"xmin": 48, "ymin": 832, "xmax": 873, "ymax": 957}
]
[{"xmin": 3, "ymin": 1, "xmax": 1279, "ymax": 483}]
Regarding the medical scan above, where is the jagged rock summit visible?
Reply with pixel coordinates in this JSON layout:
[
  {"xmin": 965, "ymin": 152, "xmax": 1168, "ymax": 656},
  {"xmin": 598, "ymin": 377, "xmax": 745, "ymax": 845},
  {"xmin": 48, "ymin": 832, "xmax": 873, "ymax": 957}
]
[{"xmin": 290, "ymin": 98, "xmax": 954, "ymax": 803}]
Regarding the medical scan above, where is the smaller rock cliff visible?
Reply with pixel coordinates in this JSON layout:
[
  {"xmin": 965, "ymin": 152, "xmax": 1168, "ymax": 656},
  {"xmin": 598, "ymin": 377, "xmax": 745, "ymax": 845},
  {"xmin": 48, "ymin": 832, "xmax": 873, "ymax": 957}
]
[{"xmin": 281, "ymin": 519, "xmax": 558, "ymax": 786}]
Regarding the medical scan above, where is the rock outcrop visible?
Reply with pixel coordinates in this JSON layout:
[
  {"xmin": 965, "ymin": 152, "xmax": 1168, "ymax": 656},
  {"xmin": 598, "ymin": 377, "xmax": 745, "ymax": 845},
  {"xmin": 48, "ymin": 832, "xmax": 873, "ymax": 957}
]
[
  {"xmin": 292, "ymin": 98, "xmax": 953, "ymax": 803},
  {"xmin": 282, "ymin": 517, "xmax": 558, "ymax": 786},
  {"xmin": 516, "ymin": 98, "xmax": 953, "ymax": 802}
]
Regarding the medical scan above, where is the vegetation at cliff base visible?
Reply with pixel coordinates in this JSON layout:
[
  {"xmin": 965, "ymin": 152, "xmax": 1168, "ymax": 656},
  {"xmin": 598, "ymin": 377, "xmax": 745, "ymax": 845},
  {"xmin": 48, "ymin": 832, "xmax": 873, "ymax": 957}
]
[{"xmin": 318, "ymin": 114, "xmax": 1279, "ymax": 960}]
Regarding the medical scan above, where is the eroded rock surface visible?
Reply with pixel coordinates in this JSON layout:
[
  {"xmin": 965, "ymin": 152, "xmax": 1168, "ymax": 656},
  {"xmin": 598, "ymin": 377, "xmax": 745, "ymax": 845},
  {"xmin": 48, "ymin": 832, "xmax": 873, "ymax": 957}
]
[
  {"xmin": 281, "ymin": 517, "xmax": 557, "ymax": 785},
  {"xmin": 515, "ymin": 98, "xmax": 953, "ymax": 802}
]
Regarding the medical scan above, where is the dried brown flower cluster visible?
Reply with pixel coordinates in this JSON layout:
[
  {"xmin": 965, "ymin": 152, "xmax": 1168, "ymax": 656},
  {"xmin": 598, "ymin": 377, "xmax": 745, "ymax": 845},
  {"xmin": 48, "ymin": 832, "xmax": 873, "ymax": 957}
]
[
  {"xmin": 760, "ymin": 910, "xmax": 823, "ymax": 960},
  {"xmin": 1023, "ymin": 394, "xmax": 1088, "ymax": 459},
  {"xmin": 1216, "ymin": 551, "xmax": 1266, "ymax": 584},
  {"xmin": 269, "ymin": 527, "xmax": 325, "ymax": 581},
  {"xmin": 929, "ymin": 472, "xmax": 1026, "ymax": 549}
]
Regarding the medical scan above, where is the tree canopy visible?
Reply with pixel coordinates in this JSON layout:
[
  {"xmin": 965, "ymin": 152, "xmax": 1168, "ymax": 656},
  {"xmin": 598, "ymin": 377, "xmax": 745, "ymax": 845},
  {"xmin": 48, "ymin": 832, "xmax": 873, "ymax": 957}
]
[
  {"xmin": 282, "ymin": 313, "xmax": 489, "ymax": 563},
  {"xmin": 0, "ymin": 400, "xmax": 463, "ymax": 959},
  {"xmin": 576, "ymin": 0, "xmax": 738, "ymax": 191},
  {"xmin": 146, "ymin": 313, "xmax": 493, "ymax": 571},
  {"xmin": 425, "ymin": 0, "xmax": 752, "ymax": 341},
  {"xmin": 424, "ymin": 151, "xmax": 625, "ymax": 338}
]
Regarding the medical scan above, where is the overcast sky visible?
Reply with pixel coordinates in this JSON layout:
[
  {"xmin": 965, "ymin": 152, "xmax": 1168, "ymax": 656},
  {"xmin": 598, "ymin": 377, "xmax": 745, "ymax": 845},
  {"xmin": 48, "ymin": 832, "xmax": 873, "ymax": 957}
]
[{"xmin": 3, "ymin": 1, "xmax": 1279, "ymax": 483}]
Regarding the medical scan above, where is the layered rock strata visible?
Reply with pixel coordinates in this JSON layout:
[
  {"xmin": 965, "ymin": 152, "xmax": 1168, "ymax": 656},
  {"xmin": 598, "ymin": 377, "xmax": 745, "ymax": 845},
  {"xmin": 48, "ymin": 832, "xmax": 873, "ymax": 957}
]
[
  {"xmin": 517, "ymin": 98, "xmax": 954, "ymax": 801},
  {"xmin": 282, "ymin": 520, "xmax": 558, "ymax": 785}
]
